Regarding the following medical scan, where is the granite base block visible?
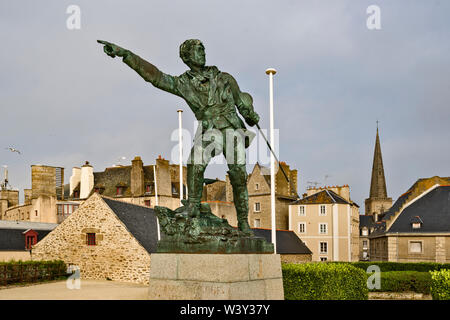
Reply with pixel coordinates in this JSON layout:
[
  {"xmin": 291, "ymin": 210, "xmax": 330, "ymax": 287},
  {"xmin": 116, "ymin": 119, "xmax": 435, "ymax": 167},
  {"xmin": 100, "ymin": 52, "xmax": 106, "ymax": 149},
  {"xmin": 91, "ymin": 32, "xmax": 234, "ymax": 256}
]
[{"xmin": 148, "ymin": 253, "xmax": 284, "ymax": 300}]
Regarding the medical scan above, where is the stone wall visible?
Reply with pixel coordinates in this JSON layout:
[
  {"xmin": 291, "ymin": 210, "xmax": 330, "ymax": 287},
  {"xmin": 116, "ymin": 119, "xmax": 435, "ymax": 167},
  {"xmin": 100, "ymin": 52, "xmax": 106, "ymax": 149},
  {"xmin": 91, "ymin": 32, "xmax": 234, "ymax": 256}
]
[
  {"xmin": 0, "ymin": 251, "xmax": 31, "ymax": 262},
  {"xmin": 32, "ymin": 193, "xmax": 151, "ymax": 284},
  {"xmin": 280, "ymin": 254, "xmax": 312, "ymax": 264}
]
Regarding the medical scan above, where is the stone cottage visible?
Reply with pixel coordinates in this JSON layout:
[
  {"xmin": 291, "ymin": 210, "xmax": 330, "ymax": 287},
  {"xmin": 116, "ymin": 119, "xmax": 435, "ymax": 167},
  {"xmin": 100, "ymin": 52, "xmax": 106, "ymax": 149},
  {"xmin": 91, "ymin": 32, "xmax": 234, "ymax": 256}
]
[{"xmin": 32, "ymin": 193, "xmax": 158, "ymax": 284}]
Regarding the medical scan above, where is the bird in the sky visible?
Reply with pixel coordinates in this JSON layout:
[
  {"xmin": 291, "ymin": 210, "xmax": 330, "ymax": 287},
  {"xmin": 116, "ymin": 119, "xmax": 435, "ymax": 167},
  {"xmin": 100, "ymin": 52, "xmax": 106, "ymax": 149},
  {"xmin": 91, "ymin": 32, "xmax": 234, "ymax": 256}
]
[{"xmin": 5, "ymin": 147, "xmax": 21, "ymax": 154}]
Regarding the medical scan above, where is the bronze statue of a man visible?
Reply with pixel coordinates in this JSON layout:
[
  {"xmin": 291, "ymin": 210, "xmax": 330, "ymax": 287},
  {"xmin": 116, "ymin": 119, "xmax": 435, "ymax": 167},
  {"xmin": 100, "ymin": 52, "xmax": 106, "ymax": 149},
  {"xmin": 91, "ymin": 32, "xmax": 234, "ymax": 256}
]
[{"xmin": 98, "ymin": 39, "xmax": 260, "ymax": 235}]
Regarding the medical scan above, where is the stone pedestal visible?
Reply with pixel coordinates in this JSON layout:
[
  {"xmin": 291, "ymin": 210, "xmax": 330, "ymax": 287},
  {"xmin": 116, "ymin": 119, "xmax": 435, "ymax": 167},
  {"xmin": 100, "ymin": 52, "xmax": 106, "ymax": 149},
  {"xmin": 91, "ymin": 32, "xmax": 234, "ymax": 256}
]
[{"xmin": 148, "ymin": 253, "xmax": 284, "ymax": 300}]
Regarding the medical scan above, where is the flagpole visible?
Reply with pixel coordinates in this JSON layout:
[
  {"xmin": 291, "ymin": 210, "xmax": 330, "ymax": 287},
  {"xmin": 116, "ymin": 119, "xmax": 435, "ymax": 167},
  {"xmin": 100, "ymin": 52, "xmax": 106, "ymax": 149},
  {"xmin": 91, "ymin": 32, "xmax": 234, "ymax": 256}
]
[
  {"xmin": 177, "ymin": 109, "xmax": 184, "ymax": 206},
  {"xmin": 266, "ymin": 67, "xmax": 277, "ymax": 254},
  {"xmin": 153, "ymin": 165, "xmax": 160, "ymax": 241}
]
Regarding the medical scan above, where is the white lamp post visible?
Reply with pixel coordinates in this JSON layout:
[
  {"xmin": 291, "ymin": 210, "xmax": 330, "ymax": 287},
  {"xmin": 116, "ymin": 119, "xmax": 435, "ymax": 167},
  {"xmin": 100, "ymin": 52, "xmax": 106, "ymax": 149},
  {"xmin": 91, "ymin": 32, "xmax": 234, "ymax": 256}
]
[{"xmin": 266, "ymin": 67, "xmax": 277, "ymax": 254}]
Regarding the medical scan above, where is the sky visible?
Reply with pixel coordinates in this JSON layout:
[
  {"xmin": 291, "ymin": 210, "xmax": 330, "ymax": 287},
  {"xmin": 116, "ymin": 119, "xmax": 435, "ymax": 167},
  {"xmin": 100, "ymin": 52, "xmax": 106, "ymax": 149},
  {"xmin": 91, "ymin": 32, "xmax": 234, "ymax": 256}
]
[{"xmin": 0, "ymin": 0, "xmax": 449, "ymax": 213}]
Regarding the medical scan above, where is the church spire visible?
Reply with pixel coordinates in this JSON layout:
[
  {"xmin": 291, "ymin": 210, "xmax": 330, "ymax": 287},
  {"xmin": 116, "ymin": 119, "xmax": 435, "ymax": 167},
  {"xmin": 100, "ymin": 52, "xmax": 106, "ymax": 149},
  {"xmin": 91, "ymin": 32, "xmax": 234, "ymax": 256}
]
[{"xmin": 369, "ymin": 125, "xmax": 388, "ymax": 198}]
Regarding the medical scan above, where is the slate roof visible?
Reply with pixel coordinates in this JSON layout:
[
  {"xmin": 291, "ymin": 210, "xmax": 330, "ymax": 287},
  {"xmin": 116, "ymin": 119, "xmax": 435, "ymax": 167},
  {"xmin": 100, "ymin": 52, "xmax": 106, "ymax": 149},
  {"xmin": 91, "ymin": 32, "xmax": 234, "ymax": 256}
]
[
  {"xmin": 103, "ymin": 197, "xmax": 311, "ymax": 255},
  {"xmin": 0, "ymin": 221, "xmax": 57, "ymax": 251},
  {"xmin": 359, "ymin": 215, "xmax": 375, "ymax": 229},
  {"xmin": 252, "ymin": 228, "xmax": 312, "ymax": 254},
  {"xmin": 0, "ymin": 221, "xmax": 58, "ymax": 230},
  {"xmin": 102, "ymin": 197, "xmax": 159, "ymax": 254},
  {"xmin": 291, "ymin": 189, "xmax": 351, "ymax": 205},
  {"xmin": 388, "ymin": 186, "xmax": 450, "ymax": 233}
]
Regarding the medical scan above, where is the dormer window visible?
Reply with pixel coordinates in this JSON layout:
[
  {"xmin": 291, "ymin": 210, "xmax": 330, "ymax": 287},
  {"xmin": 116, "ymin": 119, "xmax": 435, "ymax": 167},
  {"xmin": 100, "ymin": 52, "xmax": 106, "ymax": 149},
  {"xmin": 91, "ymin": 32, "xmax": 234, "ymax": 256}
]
[
  {"xmin": 145, "ymin": 184, "xmax": 153, "ymax": 194},
  {"xmin": 362, "ymin": 227, "xmax": 369, "ymax": 236},
  {"xmin": 411, "ymin": 216, "xmax": 423, "ymax": 230}
]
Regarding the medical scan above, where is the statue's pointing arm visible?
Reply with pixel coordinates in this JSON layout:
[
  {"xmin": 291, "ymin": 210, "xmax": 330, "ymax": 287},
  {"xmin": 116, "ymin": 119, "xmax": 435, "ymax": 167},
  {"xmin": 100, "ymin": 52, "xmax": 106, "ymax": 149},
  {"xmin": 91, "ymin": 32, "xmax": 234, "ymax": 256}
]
[
  {"xmin": 227, "ymin": 73, "xmax": 260, "ymax": 127},
  {"xmin": 97, "ymin": 40, "xmax": 180, "ymax": 96}
]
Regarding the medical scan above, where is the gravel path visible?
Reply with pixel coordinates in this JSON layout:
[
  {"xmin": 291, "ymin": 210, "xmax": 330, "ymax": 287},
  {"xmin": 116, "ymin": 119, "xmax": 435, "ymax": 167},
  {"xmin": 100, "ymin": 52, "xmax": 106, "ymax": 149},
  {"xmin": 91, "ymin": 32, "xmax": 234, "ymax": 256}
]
[{"xmin": 0, "ymin": 280, "xmax": 148, "ymax": 300}]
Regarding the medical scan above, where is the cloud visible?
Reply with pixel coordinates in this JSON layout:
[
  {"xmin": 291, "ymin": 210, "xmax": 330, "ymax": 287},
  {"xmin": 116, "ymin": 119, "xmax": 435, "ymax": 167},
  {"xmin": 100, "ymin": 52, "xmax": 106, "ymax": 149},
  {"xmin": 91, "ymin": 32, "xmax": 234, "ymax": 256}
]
[{"xmin": 1, "ymin": 0, "xmax": 449, "ymax": 209}]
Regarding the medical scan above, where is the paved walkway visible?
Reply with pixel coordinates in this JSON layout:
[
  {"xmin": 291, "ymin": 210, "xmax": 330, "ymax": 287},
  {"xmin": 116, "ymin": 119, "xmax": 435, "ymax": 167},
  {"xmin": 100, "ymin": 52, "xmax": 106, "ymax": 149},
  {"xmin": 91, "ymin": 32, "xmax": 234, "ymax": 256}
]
[{"xmin": 0, "ymin": 280, "xmax": 148, "ymax": 300}]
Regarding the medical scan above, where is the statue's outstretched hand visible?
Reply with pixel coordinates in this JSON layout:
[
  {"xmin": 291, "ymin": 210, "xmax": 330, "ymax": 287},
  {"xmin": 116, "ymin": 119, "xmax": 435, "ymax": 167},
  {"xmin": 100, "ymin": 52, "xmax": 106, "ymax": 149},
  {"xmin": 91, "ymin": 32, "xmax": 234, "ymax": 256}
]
[{"xmin": 97, "ymin": 40, "xmax": 128, "ymax": 58}]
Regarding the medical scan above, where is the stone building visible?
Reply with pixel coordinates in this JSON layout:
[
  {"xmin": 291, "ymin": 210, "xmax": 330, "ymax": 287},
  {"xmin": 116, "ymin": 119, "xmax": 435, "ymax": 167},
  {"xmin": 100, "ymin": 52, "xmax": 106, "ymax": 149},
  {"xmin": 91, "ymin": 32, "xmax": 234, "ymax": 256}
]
[
  {"xmin": 364, "ymin": 127, "xmax": 392, "ymax": 216},
  {"xmin": 2, "ymin": 165, "xmax": 72, "ymax": 224},
  {"xmin": 68, "ymin": 155, "xmax": 187, "ymax": 214},
  {"xmin": 0, "ymin": 166, "xmax": 19, "ymax": 220},
  {"xmin": 2, "ymin": 156, "xmax": 186, "ymax": 225},
  {"xmin": 369, "ymin": 176, "xmax": 450, "ymax": 262},
  {"xmin": 32, "ymin": 193, "xmax": 312, "ymax": 284},
  {"xmin": 289, "ymin": 185, "xmax": 360, "ymax": 262},
  {"xmin": 203, "ymin": 162, "xmax": 298, "ymax": 230},
  {"xmin": 0, "ymin": 220, "xmax": 57, "ymax": 261},
  {"xmin": 32, "ymin": 193, "xmax": 158, "ymax": 284},
  {"xmin": 359, "ymin": 215, "xmax": 374, "ymax": 261}
]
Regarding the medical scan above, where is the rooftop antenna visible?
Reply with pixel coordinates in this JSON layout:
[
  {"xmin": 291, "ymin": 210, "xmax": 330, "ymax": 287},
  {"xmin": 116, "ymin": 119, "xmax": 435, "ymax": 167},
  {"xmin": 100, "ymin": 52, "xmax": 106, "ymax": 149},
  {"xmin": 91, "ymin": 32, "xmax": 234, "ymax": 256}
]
[
  {"xmin": 1, "ymin": 165, "xmax": 9, "ymax": 190},
  {"xmin": 307, "ymin": 181, "xmax": 320, "ymax": 188}
]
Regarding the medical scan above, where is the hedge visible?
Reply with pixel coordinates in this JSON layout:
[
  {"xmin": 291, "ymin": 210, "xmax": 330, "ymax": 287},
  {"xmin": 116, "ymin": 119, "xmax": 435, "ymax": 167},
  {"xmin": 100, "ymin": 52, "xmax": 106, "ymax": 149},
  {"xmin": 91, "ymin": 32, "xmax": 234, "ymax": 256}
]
[
  {"xmin": 369, "ymin": 271, "xmax": 431, "ymax": 294},
  {"xmin": 282, "ymin": 263, "xmax": 368, "ymax": 300},
  {"xmin": 0, "ymin": 260, "xmax": 67, "ymax": 286},
  {"xmin": 430, "ymin": 269, "xmax": 450, "ymax": 300},
  {"xmin": 330, "ymin": 261, "xmax": 450, "ymax": 273}
]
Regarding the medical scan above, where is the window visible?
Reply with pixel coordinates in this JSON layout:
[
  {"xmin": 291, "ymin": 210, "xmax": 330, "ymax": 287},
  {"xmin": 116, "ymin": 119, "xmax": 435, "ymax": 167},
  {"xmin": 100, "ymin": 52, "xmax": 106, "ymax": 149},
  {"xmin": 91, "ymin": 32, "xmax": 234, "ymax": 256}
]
[
  {"xmin": 57, "ymin": 205, "xmax": 63, "ymax": 215},
  {"xmin": 145, "ymin": 185, "xmax": 153, "ymax": 194},
  {"xmin": 362, "ymin": 228, "xmax": 368, "ymax": 236},
  {"xmin": 412, "ymin": 222, "xmax": 421, "ymax": 229},
  {"xmin": 35, "ymin": 210, "xmax": 38, "ymax": 217},
  {"xmin": 144, "ymin": 200, "xmax": 151, "ymax": 207},
  {"xmin": 24, "ymin": 230, "xmax": 38, "ymax": 250},
  {"xmin": 255, "ymin": 183, "xmax": 259, "ymax": 191},
  {"xmin": 73, "ymin": 191, "xmax": 79, "ymax": 198},
  {"xmin": 25, "ymin": 235, "xmax": 37, "ymax": 250},
  {"xmin": 319, "ymin": 205, "xmax": 326, "ymax": 216},
  {"xmin": 363, "ymin": 240, "xmax": 368, "ymax": 249},
  {"xmin": 254, "ymin": 202, "xmax": 261, "ymax": 212},
  {"xmin": 409, "ymin": 241, "xmax": 423, "ymax": 254},
  {"xmin": 172, "ymin": 184, "xmax": 178, "ymax": 194},
  {"xmin": 254, "ymin": 219, "xmax": 261, "ymax": 228},
  {"xmin": 319, "ymin": 242, "xmax": 328, "ymax": 254},
  {"xmin": 298, "ymin": 223, "xmax": 306, "ymax": 234},
  {"xmin": 298, "ymin": 206, "xmax": 305, "ymax": 216},
  {"xmin": 87, "ymin": 233, "xmax": 96, "ymax": 246},
  {"xmin": 319, "ymin": 223, "xmax": 328, "ymax": 234},
  {"xmin": 116, "ymin": 187, "xmax": 124, "ymax": 196},
  {"xmin": 320, "ymin": 257, "xmax": 328, "ymax": 262}
]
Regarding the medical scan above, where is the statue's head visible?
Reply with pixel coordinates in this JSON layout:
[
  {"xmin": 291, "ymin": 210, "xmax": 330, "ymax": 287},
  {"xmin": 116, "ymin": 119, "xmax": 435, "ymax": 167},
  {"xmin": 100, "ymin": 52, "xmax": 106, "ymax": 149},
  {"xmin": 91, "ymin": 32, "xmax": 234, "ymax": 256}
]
[{"xmin": 179, "ymin": 39, "xmax": 205, "ymax": 68}]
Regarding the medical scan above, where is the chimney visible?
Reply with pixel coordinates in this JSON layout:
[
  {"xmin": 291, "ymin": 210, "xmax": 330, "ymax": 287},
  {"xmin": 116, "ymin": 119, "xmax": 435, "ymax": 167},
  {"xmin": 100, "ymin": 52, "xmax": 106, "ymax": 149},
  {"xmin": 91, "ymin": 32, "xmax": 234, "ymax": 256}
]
[
  {"xmin": 80, "ymin": 161, "xmax": 94, "ymax": 199},
  {"xmin": 155, "ymin": 156, "xmax": 171, "ymax": 196},
  {"xmin": 131, "ymin": 156, "xmax": 144, "ymax": 196},
  {"xmin": 70, "ymin": 167, "xmax": 81, "ymax": 197}
]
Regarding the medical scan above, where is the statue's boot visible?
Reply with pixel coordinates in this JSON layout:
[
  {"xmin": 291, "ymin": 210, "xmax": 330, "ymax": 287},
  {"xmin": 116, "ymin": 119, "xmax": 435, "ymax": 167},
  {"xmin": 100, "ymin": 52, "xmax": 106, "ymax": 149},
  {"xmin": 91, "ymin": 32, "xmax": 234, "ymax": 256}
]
[
  {"xmin": 186, "ymin": 164, "xmax": 206, "ymax": 218},
  {"xmin": 228, "ymin": 165, "xmax": 254, "ymax": 237}
]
